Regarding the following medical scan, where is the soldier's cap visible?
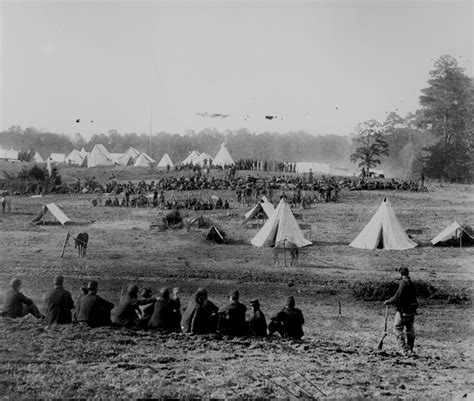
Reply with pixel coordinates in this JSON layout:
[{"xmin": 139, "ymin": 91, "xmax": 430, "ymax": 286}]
[
  {"xmin": 159, "ymin": 287, "xmax": 170, "ymax": 299},
  {"xmin": 286, "ymin": 296, "xmax": 295, "ymax": 307},
  {"xmin": 250, "ymin": 299, "xmax": 260, "ymax": 307},
  {"xmin": 127, "ymin": 285, "xmax": 139, "ymax": 295},
  {"xmin": 54, "ymin": 275, "xmax": 64, "ymax": 286},
  {"xmin": 399, "ymin": 267, "xmax": 409, "ymax": 276},
  {"xmin": 230, "ymin": 290, "xmax": 240, "ymax": 300},
  {"xmin": 10, "ymin": 278, "xmax": 22, "ymax": 288},
  {"xmin": 197, "ymin": 287, "xmax": 208, "ymax": 296},
  {"xmin": 87, "ymin": 280, "xmax": 98, "ymax": 291}
]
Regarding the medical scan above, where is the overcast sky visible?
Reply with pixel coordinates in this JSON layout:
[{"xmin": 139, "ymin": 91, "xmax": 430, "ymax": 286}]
[{"xmin": 1, "ymin": 1, "xmax": 472, "ymax": 139}]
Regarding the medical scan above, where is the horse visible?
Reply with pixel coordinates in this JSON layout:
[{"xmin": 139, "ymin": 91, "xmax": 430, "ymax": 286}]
[
  {"xmin": 273, "ymin": 239, "xmax": 299, "ymax": 267},
  {"xmin": 75, "ymin": 232, "xmax": 89, "ymax": 257}
]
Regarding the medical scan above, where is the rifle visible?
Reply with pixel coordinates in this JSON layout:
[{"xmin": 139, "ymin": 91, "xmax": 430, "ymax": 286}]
[{"xmin": 377, "ymin": 305, "xmax": 389, "ymax": 350}]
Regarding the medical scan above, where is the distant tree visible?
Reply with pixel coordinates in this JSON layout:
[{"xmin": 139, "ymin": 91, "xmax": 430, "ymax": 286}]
[
  {"xmin": 417, "ymin": 55, "xmax": 473, "ymax": 182},
  {"xmin": 350, "ymin": 119, "xmax": 389, "ymax": 175}
]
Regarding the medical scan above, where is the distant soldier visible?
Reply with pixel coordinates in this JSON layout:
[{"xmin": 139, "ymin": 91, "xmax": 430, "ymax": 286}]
[
  {"xmin": 268, "ymin": 296, "xmax": 305, "ymax": 340},
  {"xmin": 76, "ymin": 281, "xmax": 114, "ymax": 328},
  {"xmin": 148, "ymin": 288, "xmax": 181, "ymax": 332},
  {"xmin": 420, "ymin": 172, "xmax": 425, "ymax": 187},
  {"xmin": 44, "ymin": 276, "xmax": 75, "ymax": 324},
  {"xmin": 1, "ymin": 278, "xmax": 44, "ymax": 319},
  {"xmin": 218, "ymin": 290, "xmax": 248, "ymax": 336},
  {"xmin": 113, "ymin": 285, "xmax": 155, "ymax": 328},
  {"xmin": 385, "ymin": 267, "xmax": 418, "ymax": 355},
  {"xmin": 248, "ymin": 299, "xmax": 267, "ymax": 337},
  {"xmin": 1, "ymin": 195, "xmax": 6, "ymax": 213}
]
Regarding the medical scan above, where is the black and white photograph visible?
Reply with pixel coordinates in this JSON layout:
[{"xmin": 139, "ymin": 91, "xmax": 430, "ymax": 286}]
[{"xmin": 0, "ymin": 0, "xmax": 472, "ymax": 398}]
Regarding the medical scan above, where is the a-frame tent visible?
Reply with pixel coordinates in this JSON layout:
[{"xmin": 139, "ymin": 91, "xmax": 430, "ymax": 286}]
[
  {"xmin": 116, "ymin": 147, "xmax": 140, "ymax": 166},
  {"xmin": 213, "ymin": 143, "xmax": 234, "ymax": 167},
  {"xmin": 430, "ymin": 221, "xmax": 474, "ymax": 246},
  {"xmin": 87, "ymin": 144, "xmax": 114, "ymax": 167},
  {"xmin": 157, "ymin": 153, "xmax": 174, "ymax": 169},
  {"xmin": 251, "ymin": 198, "xmax": 311, "ymax": 248},
  {"xmin": 181, "ymin": 150, "xmax": 201, "ymax": 166},
  {"xmin": 244, "ymin": 196, "xmax": 275, "ymax": 223},
  {"xmin": 133, "ymin": 152, "xmax": 156, "ymax": 167},
  {"xmin": 206, "ymin": 226, "xmax": 227, "ymax": 244},
  {"xmin": 349, "ymin": 198, "xmax": 417, "ymax": 250},
  {"xmin": 33, "ymin": 152, "xmax": 44, "ymax": 163},
  {"xmin": 31, "ymin": 203, "xmax": 70, "ymax": 225}
]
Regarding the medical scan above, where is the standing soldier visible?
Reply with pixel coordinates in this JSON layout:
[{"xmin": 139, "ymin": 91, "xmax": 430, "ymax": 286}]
[{"xmin": 385, "ymin": 267, "xmax": 419, "ymax": 355}]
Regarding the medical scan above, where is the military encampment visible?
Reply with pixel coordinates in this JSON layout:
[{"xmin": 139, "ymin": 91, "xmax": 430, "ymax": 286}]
[{"xmin": 1, "ymin": 1, "xmax": 473, "ymax": 399}]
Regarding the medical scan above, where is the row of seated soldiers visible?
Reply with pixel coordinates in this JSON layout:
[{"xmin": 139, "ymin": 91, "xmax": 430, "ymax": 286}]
[
  {"xmin": 95, "ymin": 196, "xmax": 230, "ymax": 211},
  {"xmin": 1, "ymin": 277, "xmax": 305, "ymax": 339},
  {"xmin": 343, "ymin": 178, "xmax": 428, "ymax": 192}
]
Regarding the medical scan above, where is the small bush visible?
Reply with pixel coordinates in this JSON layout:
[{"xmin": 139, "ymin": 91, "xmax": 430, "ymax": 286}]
[{"xmin": 352, "ymin": 279, "xmax": 471, "ymax": 304}]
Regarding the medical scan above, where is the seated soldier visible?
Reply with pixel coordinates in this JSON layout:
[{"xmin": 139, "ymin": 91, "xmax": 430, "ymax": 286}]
[
  {"xmin": 200, "ymin": 288, "xmax": 219, "ymax": 332},
  {"xmin": 248, "ymin": 299, "xmax": 267, "ymax": 337},
  {"xmin": 76, "ymin": 281, "xmax": 114, "ymax": 328},
  {"xmin": 44, "ymin": 276, "xmax": 75, "ymax": 324},
  {"xmin": 268, "ymin": 296, "xmax": 305, "ymax": 340},
  {"xmin": 73, "ymin": 284, "xmax": 89, "ymax": 323},
  {"xmin": 113, "ymin": 285, "xmax": 155, "ymax": 328},
  {"xmin": 2, "ymin": 278, "xmax": 44, "ymax": 319},
  {"xmin": 218, "ymin": 290, "xmax": 248, "ymax": 336},
  {"xmin": 148, "ymin": 288, "xmax": 181, "ymax": 332},
  {"xmin": 181, "ymin": 289, "xmax": 213, "ymax": 334}
]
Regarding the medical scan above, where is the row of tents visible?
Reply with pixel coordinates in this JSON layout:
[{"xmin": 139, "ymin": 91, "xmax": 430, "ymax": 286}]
[
  {"xmin": 35, "ymin": 142, "xmax": 235, "ymax": 169},
  {"xmin": 34, "ymin": 198, "xmax": 473, "ymax": 249},
  {"xmin": 247, "ymin": 197, "xmax": 473, "ymax": 249}
]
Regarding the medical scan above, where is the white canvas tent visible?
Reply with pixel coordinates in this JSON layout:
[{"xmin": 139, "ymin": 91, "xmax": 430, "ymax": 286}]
[
  {"xmin": 79, "ymin": 147, "xmax": 88, "ymax": 157},
  {"xmin": 244, "ymin": 196, "xmax": 275, "ymax": 223},
  {"xmin": 33, "ymin": 152, "xmax": 44, "ymax": 163},
  {"xmin": 133, "ymin": 152, "xmax": 156, "ymax": 167},
  {"xmin": 430, "ymin": 221, "xmax": 474, "ymax": 246},
  {"xmin": 213, "ymin": 143, "xmax": 234, "ymax": 167},
  {"xmin": 31, "ymin": 203, "xmax": 70, "ymax": 225},
  {"xmin": 87, "ymin": 144, "xmax": 114, "ymax": 167},
  {"xmin": 116, "ymin": 147, "xmax": 140, "ymax": 166},
  {"xmin": 157, "ymin": 153, "xmax": 174, "ymax": 169},
  {"xmin": 197, "ymin": 152, "xmax": 213, "ymax": 167},
  {"xmin": 251, "ymin": 198, "xmax": 311, "ymax": 248},
  {"xmin": 349, "ymin": 198, "xmax": 417, "ymax": 250},
  {"xmin": 181, "ymin": 150, "xmax": 201, "ymax": 166},
  {"xmin": 0, "ymin": 148, "xmax": 19, "ymax": 161},
  {"xmin": 65, "ymin": 149, "xmax": 84, "ymax": 165}
]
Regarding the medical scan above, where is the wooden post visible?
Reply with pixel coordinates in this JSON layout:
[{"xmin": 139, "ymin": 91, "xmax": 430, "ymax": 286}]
[{"xmin": 60, "ymin": 230, "xmax": 71, "ymax": 258}]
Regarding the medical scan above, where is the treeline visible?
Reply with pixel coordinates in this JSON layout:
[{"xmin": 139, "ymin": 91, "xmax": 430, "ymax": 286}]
[{"xmin": 0, "ymin": 120, "xmax": 430, "ymax": 178}]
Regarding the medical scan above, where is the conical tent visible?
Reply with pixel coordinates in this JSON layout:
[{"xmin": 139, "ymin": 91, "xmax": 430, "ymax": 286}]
[
  {"xmin": 116, "ymin": 147, "xmax": 140, "ymax": 166},
  {"xmin": 157, "ymin": 153, "xmax": 174, "ymax": 168},
  {"xmin": 31, "ymin": 203, "xmax": 70, "ymax": 225},
  {"xmin": 87, "ymin": 144, "xmax": 114, "ymax": 167},
  {"xmin": 79, "ymin": 147, "xmax": 88, "ymax": 157},
  {"xmin": 244, "ymin": 196, "xmax": 275, "ymax": 223},
  {"xmin": 133, "ymin": 152, "xmax": 156, "ymax": 167},
  {"xmin": 181, "ymin": 150, "xmax": 201, "ymax": 165},
  {"xmin": 349, "ymin": 198, "xmax": 417, "ymax": 250},
  {"xmin": 213, "ymin": 143, "xmax": 234, "ymax": 167},
  {"xmin": 251, "ymin": 198, "xmax": 311, "ymax": 248},
  {"xmin": 430, "ymin": 221, "xmax": 474, "ymax": 246}
]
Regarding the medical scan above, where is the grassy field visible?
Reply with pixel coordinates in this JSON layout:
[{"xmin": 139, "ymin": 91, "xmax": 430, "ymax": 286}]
[{"xmin": 0, "ymin": 180, "xmax": 473, "ymax": 399}]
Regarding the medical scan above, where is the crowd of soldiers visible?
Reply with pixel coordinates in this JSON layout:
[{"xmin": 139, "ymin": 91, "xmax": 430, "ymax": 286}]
[
  {"xmin": 1, "ymin": 277, "xmax": 305, "ymax": 340},
  {"xmin": 342, "ymin": 178, "xmax": 428, "ymax": 192}
]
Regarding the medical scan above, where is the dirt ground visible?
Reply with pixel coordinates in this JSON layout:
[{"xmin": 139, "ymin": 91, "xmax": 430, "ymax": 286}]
[{"xmin": 0, "ymin": 181, "xmax": 473, "ymax": 399}]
